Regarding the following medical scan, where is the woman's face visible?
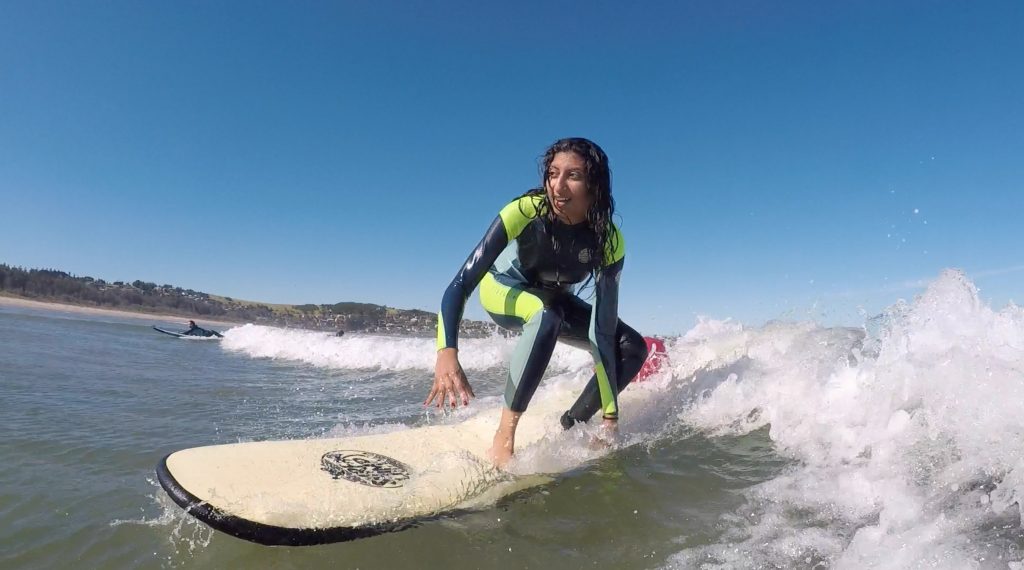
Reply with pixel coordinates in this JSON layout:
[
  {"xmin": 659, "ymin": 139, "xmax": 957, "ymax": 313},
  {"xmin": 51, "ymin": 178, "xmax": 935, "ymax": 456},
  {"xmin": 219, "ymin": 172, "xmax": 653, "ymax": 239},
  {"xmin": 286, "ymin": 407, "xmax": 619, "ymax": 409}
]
[{"xmin": 545, "ymin": 151, "xmax": 592, "ymax": 224}]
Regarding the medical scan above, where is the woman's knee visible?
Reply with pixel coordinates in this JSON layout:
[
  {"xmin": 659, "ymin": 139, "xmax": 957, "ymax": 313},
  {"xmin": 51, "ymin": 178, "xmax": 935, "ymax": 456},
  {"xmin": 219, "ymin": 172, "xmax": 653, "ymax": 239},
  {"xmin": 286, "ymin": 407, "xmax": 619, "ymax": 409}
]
[
  {"xmin": 619, "ymin": 324, "xmax": 648, "ymax": 363},
  {"xmin": 528, "ymin": 306, "xmax": 565, "ymax": 338}
]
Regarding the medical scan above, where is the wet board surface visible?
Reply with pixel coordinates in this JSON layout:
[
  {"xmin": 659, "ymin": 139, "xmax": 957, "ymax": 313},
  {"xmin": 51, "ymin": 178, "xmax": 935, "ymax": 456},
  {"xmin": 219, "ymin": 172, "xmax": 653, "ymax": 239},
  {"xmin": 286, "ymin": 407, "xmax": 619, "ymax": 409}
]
[{"xmin": 157, "ymin": 408, "xmax": 554, "ymax": 546}]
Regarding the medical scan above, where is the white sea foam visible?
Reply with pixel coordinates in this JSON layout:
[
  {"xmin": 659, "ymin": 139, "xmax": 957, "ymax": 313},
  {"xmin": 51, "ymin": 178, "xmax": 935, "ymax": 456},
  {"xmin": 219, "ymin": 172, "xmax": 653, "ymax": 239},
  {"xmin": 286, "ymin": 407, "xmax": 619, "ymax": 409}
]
[
  {"xmin": 219, "ymin": 324, "xmax": 593, "ymax": 372},
  {"xmin": 665, "ymin": 269, "xmax": 1024, "ymax": 569}
]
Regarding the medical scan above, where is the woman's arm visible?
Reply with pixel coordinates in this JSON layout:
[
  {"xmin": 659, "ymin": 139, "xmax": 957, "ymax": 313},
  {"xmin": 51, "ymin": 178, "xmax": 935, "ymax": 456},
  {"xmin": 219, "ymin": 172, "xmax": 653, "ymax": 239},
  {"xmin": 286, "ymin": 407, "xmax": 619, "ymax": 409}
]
[
  {"xmin": 426, "ymin": 216, "xmax": 508, "ymax": 409},
  {"xmin": 436, "ymin": 215, "xmax": 509, "ymax": 350},
  {"xmin": 436, "ymin": 194, "xmax": 541, "ymax": 350},
  {"xmin": 428, "ymin": 195, "xmax": 543, "ymax": 409},
  {"xmin": 588, "ymin": 258, "xmax": 623, "ymax": 419},
  {"xmin": 588, "ymin": 227, "xmax": 626, "ymax": 419}
]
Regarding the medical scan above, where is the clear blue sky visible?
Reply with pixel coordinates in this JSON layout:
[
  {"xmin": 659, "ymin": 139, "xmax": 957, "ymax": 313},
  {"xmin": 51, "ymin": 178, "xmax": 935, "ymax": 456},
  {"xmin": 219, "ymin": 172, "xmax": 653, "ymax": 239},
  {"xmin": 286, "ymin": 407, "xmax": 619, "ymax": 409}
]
[{"xmin": 2, "ymin": 1, "xmax": 1021, "ymax": 334}]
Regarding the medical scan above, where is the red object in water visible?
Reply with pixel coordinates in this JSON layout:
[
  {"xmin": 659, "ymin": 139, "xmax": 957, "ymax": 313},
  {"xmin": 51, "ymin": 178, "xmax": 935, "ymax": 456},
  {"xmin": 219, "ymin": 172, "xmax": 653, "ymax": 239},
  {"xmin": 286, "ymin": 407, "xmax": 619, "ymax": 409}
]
[{"xmin": 636, "ymin": 336, "xmax": 668, "ymax": 382}]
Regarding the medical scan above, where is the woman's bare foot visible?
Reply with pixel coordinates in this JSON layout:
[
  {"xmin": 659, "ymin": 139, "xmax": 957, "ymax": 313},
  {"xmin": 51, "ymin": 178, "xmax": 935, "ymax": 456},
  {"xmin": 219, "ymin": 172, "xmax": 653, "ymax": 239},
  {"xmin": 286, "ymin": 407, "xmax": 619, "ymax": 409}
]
[
  {"xmin": 588, "ymin": 418, "xmax": 619, "ymax": 450},
  {"xmin": 488, "ymin": 432, "xmax": 514, "ymax": 467},
  {"xmin": 488, "ymin": 408, "xmax": 522, "ymax": 468}
]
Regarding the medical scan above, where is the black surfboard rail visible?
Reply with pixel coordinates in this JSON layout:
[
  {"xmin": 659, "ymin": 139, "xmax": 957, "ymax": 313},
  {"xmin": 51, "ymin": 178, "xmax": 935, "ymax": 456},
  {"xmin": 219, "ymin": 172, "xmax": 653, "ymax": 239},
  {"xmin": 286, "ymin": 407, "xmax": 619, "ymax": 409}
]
[{"xmin": 155, "ymin": 453, "xmax": 420, "ymax": 546}]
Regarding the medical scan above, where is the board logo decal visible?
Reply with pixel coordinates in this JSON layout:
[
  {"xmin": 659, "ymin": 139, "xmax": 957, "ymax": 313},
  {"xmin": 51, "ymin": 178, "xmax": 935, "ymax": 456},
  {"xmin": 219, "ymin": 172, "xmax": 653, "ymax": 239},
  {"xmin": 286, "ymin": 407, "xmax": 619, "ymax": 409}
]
[{"xmin": 321, "ymin": 450, "xmax": 412, "ymax": 488}]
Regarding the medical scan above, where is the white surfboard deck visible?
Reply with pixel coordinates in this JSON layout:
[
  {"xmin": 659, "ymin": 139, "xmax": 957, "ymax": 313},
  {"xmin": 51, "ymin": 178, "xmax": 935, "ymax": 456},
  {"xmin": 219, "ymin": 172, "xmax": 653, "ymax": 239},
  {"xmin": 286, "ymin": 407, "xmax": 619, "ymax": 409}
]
[
  {"xmin": 157, "ymin": 403, "xmax": 563, "ymax": 545},
  {"xmin": 157, "ymin": 340, "xmax": 681, "ymax": 547}
]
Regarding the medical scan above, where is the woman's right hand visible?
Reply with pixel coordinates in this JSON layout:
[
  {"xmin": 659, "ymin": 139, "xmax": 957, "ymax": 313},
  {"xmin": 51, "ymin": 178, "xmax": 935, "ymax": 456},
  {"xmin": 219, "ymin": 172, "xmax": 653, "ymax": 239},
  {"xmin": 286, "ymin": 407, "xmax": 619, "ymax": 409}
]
[{"xmin": 425, "ymin": 348, "xmax": 476, "ymax": 409}]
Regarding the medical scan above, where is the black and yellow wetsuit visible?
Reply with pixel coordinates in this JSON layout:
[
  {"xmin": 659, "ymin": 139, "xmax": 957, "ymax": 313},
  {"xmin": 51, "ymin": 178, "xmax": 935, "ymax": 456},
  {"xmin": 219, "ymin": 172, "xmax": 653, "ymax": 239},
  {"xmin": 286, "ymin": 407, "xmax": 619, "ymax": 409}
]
[{"xmin": 437, "ymin": 194, "xmax": 648, "ymax": 426}]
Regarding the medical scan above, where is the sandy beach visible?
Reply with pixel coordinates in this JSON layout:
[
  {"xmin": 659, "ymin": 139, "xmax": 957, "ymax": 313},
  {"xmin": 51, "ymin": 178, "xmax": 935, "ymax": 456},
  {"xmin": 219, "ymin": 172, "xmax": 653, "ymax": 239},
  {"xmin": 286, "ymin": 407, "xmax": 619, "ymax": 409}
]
[{"xmin": 0, "ymin": 294, "xmax": 240, "ymax": 328}]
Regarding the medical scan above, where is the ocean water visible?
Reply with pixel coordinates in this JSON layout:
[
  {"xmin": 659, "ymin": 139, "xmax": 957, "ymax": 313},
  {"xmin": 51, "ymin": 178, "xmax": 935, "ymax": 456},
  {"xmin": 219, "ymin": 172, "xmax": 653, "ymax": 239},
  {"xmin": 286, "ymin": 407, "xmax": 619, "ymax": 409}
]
[{"xmin": 0, "ymin": 269, "xmax": 1022, "ymax": 569}]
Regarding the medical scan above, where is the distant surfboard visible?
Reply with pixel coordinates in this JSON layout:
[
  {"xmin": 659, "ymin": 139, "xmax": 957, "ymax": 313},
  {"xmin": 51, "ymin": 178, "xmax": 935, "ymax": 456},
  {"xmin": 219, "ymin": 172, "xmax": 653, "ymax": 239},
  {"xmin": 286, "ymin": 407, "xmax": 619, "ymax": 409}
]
[
  {"xmin": 157, "ymin": 410, "xmax": 554, "ymax": 545},
  {"xmin": 153, "ymin": 326, "xmax": 222, "ymax": 339}
]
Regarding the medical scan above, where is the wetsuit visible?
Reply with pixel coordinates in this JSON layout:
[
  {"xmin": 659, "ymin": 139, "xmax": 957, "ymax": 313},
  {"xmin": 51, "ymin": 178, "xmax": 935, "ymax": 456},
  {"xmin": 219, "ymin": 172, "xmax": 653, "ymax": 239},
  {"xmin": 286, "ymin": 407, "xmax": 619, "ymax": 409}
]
[
  {"xmin": 183, "ymin": 324, "xmax": 222, "ymax": 338},
  {"xmin": 437, "ymin": 193, "xmax": 648, "ymax": 426}
]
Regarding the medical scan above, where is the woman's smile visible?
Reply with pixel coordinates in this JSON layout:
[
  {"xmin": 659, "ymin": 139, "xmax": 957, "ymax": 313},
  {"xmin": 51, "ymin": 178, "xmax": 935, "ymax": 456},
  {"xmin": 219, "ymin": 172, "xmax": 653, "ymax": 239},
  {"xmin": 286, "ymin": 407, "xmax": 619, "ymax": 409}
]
[{"xmin": 546, "ymin": 151, "xmax": 592, "ymax": 224}]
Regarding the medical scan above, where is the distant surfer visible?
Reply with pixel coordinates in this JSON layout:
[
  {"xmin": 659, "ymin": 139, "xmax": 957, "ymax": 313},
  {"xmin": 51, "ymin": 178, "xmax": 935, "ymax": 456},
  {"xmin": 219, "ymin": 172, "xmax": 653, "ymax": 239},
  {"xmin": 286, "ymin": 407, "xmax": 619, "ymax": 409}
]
[
  {"xmin": 182, "ymin": 320, "xmax": 223, "ymax": 338},
  {"xmin": 426, "ymin": 138, "xmax": 648, "ymax": 466}
]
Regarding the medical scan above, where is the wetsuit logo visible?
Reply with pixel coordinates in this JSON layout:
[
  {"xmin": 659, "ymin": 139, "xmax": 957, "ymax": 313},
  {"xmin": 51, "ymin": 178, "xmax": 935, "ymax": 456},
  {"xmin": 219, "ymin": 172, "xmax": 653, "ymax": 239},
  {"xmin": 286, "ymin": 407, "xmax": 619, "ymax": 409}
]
[
  {"xmin": 578, "ymin": 248, "xmax": 592, "ymax": 264},
  {"xmin": 321, "ymin": 450, "xmax": 412, "ymax": 488}
]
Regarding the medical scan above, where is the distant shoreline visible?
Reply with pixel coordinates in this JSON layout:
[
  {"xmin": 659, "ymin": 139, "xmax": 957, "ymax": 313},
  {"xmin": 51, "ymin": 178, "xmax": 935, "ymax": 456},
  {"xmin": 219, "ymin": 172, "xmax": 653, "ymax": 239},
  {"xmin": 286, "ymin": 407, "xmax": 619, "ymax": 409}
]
[{"xmin": 0, "ymin": 294, "xmax": 239, "ymax": 328}]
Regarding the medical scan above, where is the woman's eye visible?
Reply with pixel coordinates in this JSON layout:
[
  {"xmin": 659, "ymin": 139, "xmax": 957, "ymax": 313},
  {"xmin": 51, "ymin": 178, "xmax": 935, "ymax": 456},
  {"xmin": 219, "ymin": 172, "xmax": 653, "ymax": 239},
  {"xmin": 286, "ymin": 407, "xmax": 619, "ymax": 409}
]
[{"xmin": 568, "ymin": 171, "xmax": 582, "ymax": 180}]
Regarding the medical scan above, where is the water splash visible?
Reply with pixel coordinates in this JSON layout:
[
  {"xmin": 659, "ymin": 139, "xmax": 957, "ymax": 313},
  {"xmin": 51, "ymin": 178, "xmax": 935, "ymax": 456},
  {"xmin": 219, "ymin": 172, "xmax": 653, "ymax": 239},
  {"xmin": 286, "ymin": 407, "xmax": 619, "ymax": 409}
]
[
  {"xmin": 111, "ymin": 478, "xmax": 216, "ymax": 568},
  {"xmin": 664, "ymin": 269, "xmax": 1024, "ymax": 569}
]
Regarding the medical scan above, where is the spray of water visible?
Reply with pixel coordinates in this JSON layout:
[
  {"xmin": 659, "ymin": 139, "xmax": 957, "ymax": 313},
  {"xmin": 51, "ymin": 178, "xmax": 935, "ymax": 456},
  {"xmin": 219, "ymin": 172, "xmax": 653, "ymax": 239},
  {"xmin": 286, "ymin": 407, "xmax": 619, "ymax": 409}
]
[{"xmin": 666, "ymin": 269, "xmax": 1024, "ymax": 569}]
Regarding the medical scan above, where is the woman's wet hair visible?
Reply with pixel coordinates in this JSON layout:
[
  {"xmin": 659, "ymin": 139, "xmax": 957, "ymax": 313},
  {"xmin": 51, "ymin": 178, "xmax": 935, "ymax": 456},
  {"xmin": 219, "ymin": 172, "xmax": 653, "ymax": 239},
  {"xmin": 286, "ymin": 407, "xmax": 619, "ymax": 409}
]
[{"xmin": 518, "ymin": 137, "xmax": 618, "ymax": 275}]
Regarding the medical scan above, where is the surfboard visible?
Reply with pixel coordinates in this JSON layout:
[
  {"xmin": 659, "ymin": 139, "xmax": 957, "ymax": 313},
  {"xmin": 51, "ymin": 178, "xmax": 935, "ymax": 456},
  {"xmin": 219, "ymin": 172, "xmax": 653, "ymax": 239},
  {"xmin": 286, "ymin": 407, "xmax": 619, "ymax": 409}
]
[
  {"xmin": 156, "ymin": 408, "xmax": 554, "ymax": 546},
  {"xmin": 153, "ymin": 326, "xmax": 186, "ymax": 338},
  {"xmin": 153, "ymin": 326, "xmax": 222, "ymax": 339},
  {"xmin": 156, "ymin": 337, "xmax": 670, "ymax": 546}
]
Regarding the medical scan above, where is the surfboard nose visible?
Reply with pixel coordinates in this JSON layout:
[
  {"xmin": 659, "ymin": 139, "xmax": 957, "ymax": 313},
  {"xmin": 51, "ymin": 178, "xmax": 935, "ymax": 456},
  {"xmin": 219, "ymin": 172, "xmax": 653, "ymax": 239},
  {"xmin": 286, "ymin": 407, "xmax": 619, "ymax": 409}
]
[{"xmin": 636, "ymin": 336, "xmax": 668, "ymax": 382}]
